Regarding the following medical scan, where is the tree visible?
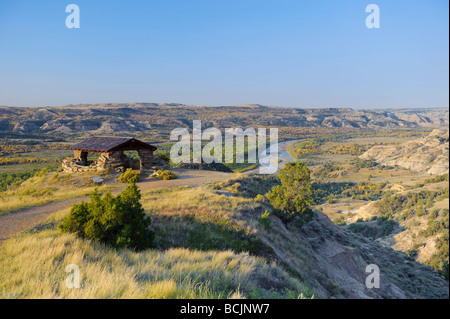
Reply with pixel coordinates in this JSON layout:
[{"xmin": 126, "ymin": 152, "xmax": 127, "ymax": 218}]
[
  {"xmin": 266, "ymin": 162, "xmax": 313, "ymax": 222},
  {"xmin": 59, "ymin": 183, "xmax": 154, "ymax": 250}
]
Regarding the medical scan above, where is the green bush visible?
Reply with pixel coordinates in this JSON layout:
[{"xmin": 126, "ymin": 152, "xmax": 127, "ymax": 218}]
[
  {"xmin": 425, "ymin": 232, "xmax": 449, "ymax": 280},
  {"xmin": 379, "ymin": 219, "xmax": 395, "ymax": 237},
  {"xmin": 420, "ymin": 215, "xmax": 449, "ymax": 238},
  {"xmin": 258, "ymin": 210, "xmax": 271, "ymax": 229},
  {"xmin": 348, "ymin": 223, "xmax": 371, "ymax": 236},
  {"xmin": 440, "ymin": 262, "xmax": 449, "ymax": 281},
  {"xmin": 266, "ymin": 162, "xmax": 313, "ymax": 222},
  {"xmin": 430, "ymin": 209, "xmax": 440, "ymax": 219},
  {"xmin": 0, "ymin": 169, "xmax": 40, "ymax": 191},
  {"xmin": 375, "ymin": 188, "xmax": 448, "ymax": 219},
  {"xmin": 118, "ymin": 168, "xmax": 140, "ymax": 183},
  {"xmin": 36, "ymin": 167, "xmax": 49, "ymax": 178},
  {"xmin": 59, "ymin": 183, "xmax": 154, "ymax": 250},
  {"xmin": 333, "ymin": 216, "xmax": 347, "ymax": 226},
  {"xmin": 154, "ymin": 170, "xmax": 178, "ymax": 180},
  {"xmin": 416, "ymin": 206, "xmax": 427, "ymax": 217},
  {"xmin": 254, "ymin": 194, "xmax": 265, "ymax": 202},
  {"xmin": 154, "ymin": 151, "xmax": 170, "ymax": 162}
]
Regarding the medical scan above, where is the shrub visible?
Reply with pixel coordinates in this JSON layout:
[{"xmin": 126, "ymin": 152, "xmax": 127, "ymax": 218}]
[
  {"xmin": 419, "ymin": 216, "xmax": 449, "ymax": 238},
  {"xmin": 0, "ymin": 169, "xmax": 40, "ymax": 191},
  {"xmin": 430, "ymin": 209, "xmax": 440, "ymax": 219},
  {"xmin": 154, "ymin": 151, "xmax": 170, "ymax": 162},
  {"xmin": 333, "ymin": 216, "xmax": 347, "ymax": 226},
  {"xmin": 258, "ymin": 210, "xmax": 271, "ymax": 229},
  {"xmin": 425, "ymin": 232, "xmax": 449, "ymax": 279},
  {"xmin": 254, "ymin": 194, "xmax": 265, "ymax": 203},
  {"xmin": 379, "ymin": 219, "xmax": 395, "ymax": 237},
  {"xmin": 59, "ymin": 183, "xmax": 154, "ymax": 250},
  {"xmin": 266, "ymin": 162, "xmax": 313, "ymax": 222},
  {"xmin": 416, "ymin": 206, "xmax": 427, "ymax": 217},
  {"xmin": 440, "ymin": 262, "xmax": 449, "ymax": 281},
  {"xmin": 35, "ymin": 168, "xmax": 49, "ymax": 178},
  {"xmin": 154, "ymin": 170, "xmax": 178, "ymax": 180},
  {"xmin": 118, "ymin": 168, "xmax": 140, "ymax": 183},
  {"xmin": 348, "ymin": 223, "xmax": 375, "ymax": 238}
]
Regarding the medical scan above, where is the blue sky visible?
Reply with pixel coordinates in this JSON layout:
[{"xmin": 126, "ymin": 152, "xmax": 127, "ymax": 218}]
[{"xmin": 0, "ymin": 0, "xmax": 448, "ymax": 108}]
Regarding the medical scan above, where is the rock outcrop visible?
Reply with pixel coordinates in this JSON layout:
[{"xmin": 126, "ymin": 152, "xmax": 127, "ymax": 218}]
[
  {"xmin": 1, "ymin": 104, "xmax": 448, "ymax": 136},
  {"xmin": 360, "ymin": 129, "xmax": 449, "ymax": 175},
  {"xmin": 255, "ymin": 207, "xmax": 449, "ymax": 299}
]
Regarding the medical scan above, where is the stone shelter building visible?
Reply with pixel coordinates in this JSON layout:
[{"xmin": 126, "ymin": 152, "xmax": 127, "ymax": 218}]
[{"xmin": 62, "ymin": 137, "xmax": 167, "ymax": 173}]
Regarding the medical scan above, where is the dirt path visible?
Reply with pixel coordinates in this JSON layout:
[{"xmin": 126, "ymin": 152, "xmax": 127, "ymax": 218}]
[
  {"xmin": 0, "ymin": 169, "xmax": 231, "ymax": 245},
  {"xmin": 0, "ymin": 140, "xmax": 298, "ymax": 246},
  {"xmin": 0, "ymin": 196, "xmax": 89, "ymax": 245}
]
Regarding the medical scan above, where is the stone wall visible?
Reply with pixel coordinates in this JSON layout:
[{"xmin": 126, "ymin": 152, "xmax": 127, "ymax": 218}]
[
  {"xmin": 62, "ymin": 151, "xmax": 118, "ymax": 173},
  {"xmin": 62, "ymin": 151, "xmax": 168, "ymax": 174},
  {"xmin": 138, "ymin": 149, "xmax": 169, "ymax": 171},
  {"xmin": 137, "ymin": 149, "xmax": 153, "ymax": 170},
  {"xmin": 62, "ymin": 158, "xmax": 101, "ymax": 173}
]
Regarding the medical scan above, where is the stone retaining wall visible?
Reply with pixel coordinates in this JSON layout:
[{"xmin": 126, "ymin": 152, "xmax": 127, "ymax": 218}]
[{"xmin": 62, "ymin": 153, "xmax": 168, "ymax": 173}]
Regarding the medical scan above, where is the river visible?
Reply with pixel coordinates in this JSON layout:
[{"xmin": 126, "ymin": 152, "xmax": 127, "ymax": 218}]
[{"xmin": 246, "ymin": 139, "xmax": 300, "ymax": 175}]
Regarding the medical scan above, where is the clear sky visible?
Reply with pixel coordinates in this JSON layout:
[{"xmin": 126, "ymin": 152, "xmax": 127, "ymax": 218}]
[{"xmin": 0, "ymin": 0, "xmax": 448, "ymax": 108}]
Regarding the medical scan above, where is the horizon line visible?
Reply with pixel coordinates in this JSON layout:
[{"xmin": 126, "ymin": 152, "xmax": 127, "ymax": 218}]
[{"xmin": 0, "ymin": 103, "xmax": 448, "ymax": 111}]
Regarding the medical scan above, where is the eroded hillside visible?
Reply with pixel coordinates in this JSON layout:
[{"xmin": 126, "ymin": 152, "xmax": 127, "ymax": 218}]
[
  {"xmin": 217, "ymin": 176, "xmax": 449, "ymax": 299},
  {"xmin": 360, "ymin": 129, "xmax": 449, "ymax": 175},
  {"xmin": 1, "ymin": 104, "xmax": 448, "ymax": 139}
]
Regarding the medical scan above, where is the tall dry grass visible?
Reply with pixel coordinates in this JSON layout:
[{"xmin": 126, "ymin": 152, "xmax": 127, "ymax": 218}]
[
  {"xmin": 0, "ymin": 172, "xmax": 114, "ymax": 215},
  {"xmin": 0, "ymin": 184, "xmax": 313, "ymax": 299}
]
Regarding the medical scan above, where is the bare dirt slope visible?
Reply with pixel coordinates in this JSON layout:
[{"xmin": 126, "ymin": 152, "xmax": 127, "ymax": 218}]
[
  {"xmin": 289, "ymin": 209, "xmax": 448, "ymax": 298},
  {"xmin": 360, "ymin": 129, "xmax": 449, "ymax": 175}
]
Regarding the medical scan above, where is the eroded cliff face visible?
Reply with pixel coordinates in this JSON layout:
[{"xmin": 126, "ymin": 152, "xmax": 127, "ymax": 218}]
[
  {"xmin": 1, "ymin": 104, "xmax": 448, "ymax": 136},
  {"xmin": 256, "ymin": 209, "xmax": 448, "ymax": 299},
  {"xmin": 360, "ymin": 129, "xmax": 449, "ymax": 175}
]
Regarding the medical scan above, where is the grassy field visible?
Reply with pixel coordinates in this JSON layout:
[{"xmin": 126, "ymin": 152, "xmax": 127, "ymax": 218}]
[
  {"xmin": 0, "ymin": 129, "xmax": 447, "ymax": 298},
  {"xmin": 0, "ymin": 179, "xmax": 314, "ymax": 299},
  {"xmin": 0, "ymin": 170, "xmax": 116, "ymax": 215}
]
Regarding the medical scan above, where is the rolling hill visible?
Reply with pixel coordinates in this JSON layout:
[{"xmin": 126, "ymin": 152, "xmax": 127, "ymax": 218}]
[{"xmin": 0, "ymin": 104, "xmax": 448, "ymax": 139}]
